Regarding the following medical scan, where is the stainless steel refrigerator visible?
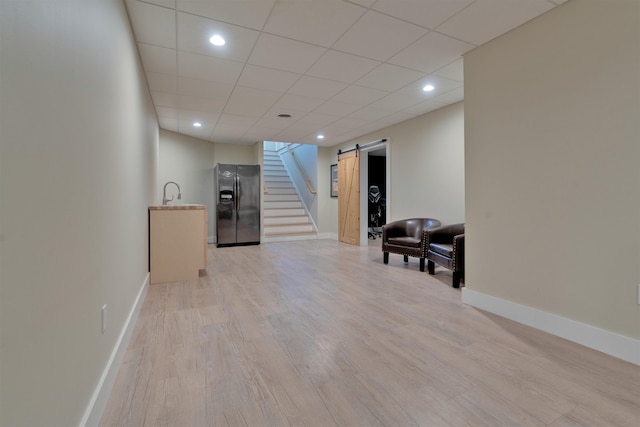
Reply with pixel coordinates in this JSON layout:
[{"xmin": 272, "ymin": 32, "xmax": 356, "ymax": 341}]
[{"xmin": 214, "ymin": 164, "xmax": 261, "ymax": 247}]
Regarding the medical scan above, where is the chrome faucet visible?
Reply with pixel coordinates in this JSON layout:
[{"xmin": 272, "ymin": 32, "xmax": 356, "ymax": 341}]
[{"xmin": 162, "ymin": 181, "xmax": 182, "ymax": 205}]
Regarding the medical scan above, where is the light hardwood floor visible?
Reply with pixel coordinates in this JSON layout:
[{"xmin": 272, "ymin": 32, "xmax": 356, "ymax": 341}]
[{"xmin": 100, "ymin": 240, "xmax": 640, "ymax": 426}]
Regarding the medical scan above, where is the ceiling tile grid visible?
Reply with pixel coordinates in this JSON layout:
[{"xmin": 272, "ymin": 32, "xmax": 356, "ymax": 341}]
[{"xmin": 125, "ymin": 0, "xmax": 563, "ymax": 147}]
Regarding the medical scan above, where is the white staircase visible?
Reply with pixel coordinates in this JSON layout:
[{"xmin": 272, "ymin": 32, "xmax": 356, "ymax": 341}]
[{"xmin": 263, "ymin": 149, "xmax": 317, "ymax": 241}]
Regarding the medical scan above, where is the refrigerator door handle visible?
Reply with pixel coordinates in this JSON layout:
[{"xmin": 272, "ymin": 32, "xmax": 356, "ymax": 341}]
[{"xmin": 235, "ymin": 174, "xmax": 239, "ymax": 211}]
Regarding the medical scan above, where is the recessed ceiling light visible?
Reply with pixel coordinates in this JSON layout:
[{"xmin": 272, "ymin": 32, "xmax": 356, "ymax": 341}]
[
  {"xmin": 193, "ymin": 122, "xmax": 202, "ymax": 127},
  {"xmin": 423, "ymin": 84, "xmax": 435, "ymax": 92},
  {"xmin": 209, "ymin": 35, "xmax": 225, "ymax": 46},
  {"xmin": 317, "ymin": 134, "xmax": 324, "ymax": 140}
]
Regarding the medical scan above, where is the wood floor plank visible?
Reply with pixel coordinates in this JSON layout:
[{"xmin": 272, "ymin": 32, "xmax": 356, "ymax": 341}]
[{"xmin": 100, "ymin": 240, "xmax": 640, "ymax": 426}]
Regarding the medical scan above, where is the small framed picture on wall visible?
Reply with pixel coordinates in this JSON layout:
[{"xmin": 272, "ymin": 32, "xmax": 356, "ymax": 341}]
[{"xmin": 330, "ymin": 164, "xmax": 338, "ymax": 197}]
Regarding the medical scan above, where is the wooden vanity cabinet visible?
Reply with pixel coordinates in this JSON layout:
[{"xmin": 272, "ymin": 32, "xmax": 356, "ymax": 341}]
[{"xmin": 149, "ymin": 205, "xmax": 207, "ymax": 284}]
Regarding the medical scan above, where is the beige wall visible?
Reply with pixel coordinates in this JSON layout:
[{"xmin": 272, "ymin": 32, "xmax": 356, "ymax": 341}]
[
  {"xmin": 318, "ymin": 102, "xmax": 465, "ymax": 235},
  {"xmin": 387, "ymin": 102, "xmax": 464, "ymax": 223},
  {"xmin": 0, "ymin": 1, "xmax": 158, "ymax": 426},
  {"xmin": 317, "ymin": 146, "xmax": 339, "ymax": 235},
  {"xmin": 159, "ymin": 130, "xmax": 216, "ymax": 239},
  {"xmin": 158, "ymin": 130, "xmax": 259, "ymax": 241},
  {"xmin": 464, "ymin": 0, "xmax": 640, "ymax": 339},
  {"xmin": 213, "ymin": 140, "xmax": 259, "ymax": 166}
]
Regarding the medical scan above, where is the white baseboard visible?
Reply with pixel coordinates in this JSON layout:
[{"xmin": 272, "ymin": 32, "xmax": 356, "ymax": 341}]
[
  {"xmin": 317, "ymin": 232, "xmax": 338, "ymax": 240},
  {"xmin": 80, "ymin": 274, "xmax": 149, "ymax": 427},
  {"xmin": 461, "ymin": 288, "xmax": 640, "ymax": 366}
]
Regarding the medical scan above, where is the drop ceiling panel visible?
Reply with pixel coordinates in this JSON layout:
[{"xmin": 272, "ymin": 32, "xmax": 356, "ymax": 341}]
[
  {"xmin": 320, "ymin": 126, "xmax": 352, "ymax": 138},
  {"xmin": 177, "ymin": 51, "xmax": 243, "ymax": 84},
  {"xmin": 355, "ymin": 121, "xmax": 387, "ymax": 136},
  {"xmin": 314, "ymin": 100, "xmax": 363, "ymax": 117},
  {"xmin": 177, "ymin": 77, "xmax": 234, "ymax": 100},
  {"xmin": 156, "ymin": 106, "xmax": 177, "ymax": 119},
  {"xmin": 433, "ymin": 58, "xmax": 464, "ymax": 82},
  {"xmin": 306, "ymin": 50, "xmax": 381, "ymax": 84},
  {"xmin": 248, "ymin": 34, "xmax": 326, "ymax": 74},
  {"xmin": 263, "ymin": 0, "xmax": 366, "ymax": 47},
  {"xmin": 436, "ymin": 0, "xmax": 555, "ymax": 46},
  {"xmin": 177, "ymin": 12, "xmax": 260, "ymax": 62},
  {"xmin": 237, "ymin": 65, "xmax": 301, "ymax": 93},
  {"xmin": 332, "ymin": 11, "xmax": 427, "ymax": 61},
  {"xmin": 331, "ymin": 85, "xmax": 389, "ymax": 106},
  {"xmin": 330, "ymin": 116, "xmax": 371, "ymax": 130},
  {"xmin": 176, "ymin": 0, "xmax": 276, "ymax": 31},
  {"xmin": 146, "ymin": 72, "xmax": 177, "ymax": 93},
  {"xmin": 368, "ymin": 92, "xmax": 422, "ymax": 112},
  {"xmin": 137, "ymin": 43, "xmax": 177, "ymax": 74},
  {"xmin": 255, "ymin": 113, "xmax": 300, "ymax": 130},
  {"xmin": 355, "ymin": 63, "xmax": 425, "ymax": 92},
  {"xmin": 371, "ymin": 0, "xmax": 475, "ymax": 30},
  {"xmin": 432, "ymin": 86, "xmax": 465, "ymax": 105},
  {"xmin": 287, "ymin": 76, "xmax": 347, "ymax": 100},
  {"xmin": 294, "ymin": 112, "xmax": 340, "ymax": 127},
  {"xmin": 151, "ymin": 91, "xmax": 177, "ymax": 107},
  {"xmin": 178, "ymin": 110, "xmax": 216, "ymax": 135},
  {"xmin": 283, "ymin": 123, "xmax": 325, "ymax": 136},
  {"xmin": 346, "ymin": 0, "xmax": 376, "ymax": 7},
  {"xmin": 333, "ymin": 130, "xmax": 364, "ymax": 144},
  {"xmin": 223, "ymin": 86, "xmax": 281, "ymax": 117},
  {"xmin": 347, "ymin": 106, "xmax": 394, "ymax": 122},
  {"xmin": 132, "ymin": 0, "xmax": 175, "ymax": 8},
  {"xmin": 388, "ymin": 32, "xmax": 475, "ymax": 74},
  {"xmin": 177, "ymin": 95, "xmax": 225, "ymax": 112},
  {"xmin": 214, "ymin": 114, "xmax": 257, "ymax": 136},
  {"xmin": 270, "ymin": 94, "xmax": 325, "ymax": 113},
  {"xmin": 398, "ymin": 75, "xmax": 463, "ymax": 98},
  {"xmin": 276, "ymin": 128, "xmax": 314, "ymax": 142},
  {"xmin": 126, "ymin": 0, "xmax": 176, "ymax": 48},
  {"xmin": 298, "ymin": 134, "xmax": 328, "ymax": 145},
  {"xmin": 126, "ymin": 0, "xmax": 563, "ymax": 145}
]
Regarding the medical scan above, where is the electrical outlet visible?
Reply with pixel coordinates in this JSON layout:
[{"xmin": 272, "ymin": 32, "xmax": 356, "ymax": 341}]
[{"xmin": 101, "ymin": 304, "xmax": 107, "ymax": 334}]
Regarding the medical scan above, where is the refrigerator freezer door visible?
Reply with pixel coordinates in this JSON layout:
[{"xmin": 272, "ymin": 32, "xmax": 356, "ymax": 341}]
[
  {"xmin": 236, "ymin": 164, "xmax": 260, "ymax": 244},
  {"xmin": 216, "ymin": 164, "xmax": 237, "ymax": 246}
]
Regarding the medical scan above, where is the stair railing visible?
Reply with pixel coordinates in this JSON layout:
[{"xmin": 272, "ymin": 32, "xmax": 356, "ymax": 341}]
[{"xmin": 287, "ymin": 145, "xmax": 317, "ymax": 195}]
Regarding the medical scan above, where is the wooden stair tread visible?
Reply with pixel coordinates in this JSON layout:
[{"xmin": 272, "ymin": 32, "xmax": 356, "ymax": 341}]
[{"xmin": 262, "ymin": 149, "xmax": 316, "ymax": 239}]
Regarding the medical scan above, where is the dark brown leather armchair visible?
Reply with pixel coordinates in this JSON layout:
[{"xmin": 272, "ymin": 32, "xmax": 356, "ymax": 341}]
[
  {"xmin": 382, "ymin": 218, "xmax": 441, "ymax": 271},
  {"xmin": 425, "ymin": 223, "xmax": 465, "ymax": 288}
]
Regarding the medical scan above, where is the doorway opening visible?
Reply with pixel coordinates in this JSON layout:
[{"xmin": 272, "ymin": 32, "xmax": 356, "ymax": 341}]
[{"xmin": 359, "ymin": 142, "xmax": 390, "ymax": 246}]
